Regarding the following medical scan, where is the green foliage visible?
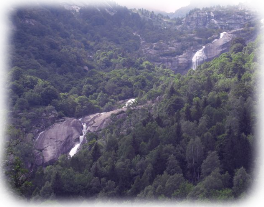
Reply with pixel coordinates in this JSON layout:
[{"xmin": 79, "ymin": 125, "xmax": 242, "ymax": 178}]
[
  {"xmin": 9, "ymin": 35, "xmax": 256, "ymax": 201},
  {"xmin": 0, "ymin": 111, "xmax": 29, "ymax": 206},
  {"xmin": 6, "ymin": 3, "xmax": 259, "ymax": 202}
]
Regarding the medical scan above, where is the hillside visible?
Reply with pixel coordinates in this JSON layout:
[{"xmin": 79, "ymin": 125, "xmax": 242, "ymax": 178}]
[
  {"xmin": 170, "ymin": 0, "xmax": 234, "ymax": 18},
  {"xmin": 137, "ymin": 5, "xmax": 258, "ymax": 73},
  {"xmin": 22, "ymin": 35, "xmax": 264, "ymax": 207},
  {"xmin": 0, "ymin": 0, "xmax": 175, "ymax": 133},
  {"xmin": 4, "ymin": 1, "xmax": 261, "ymax": 202}
]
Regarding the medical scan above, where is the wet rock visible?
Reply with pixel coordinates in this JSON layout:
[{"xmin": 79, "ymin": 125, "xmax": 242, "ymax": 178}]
[
  {"xmin": 34, "ymin": 118, "xmax": 82, "ymax": 165},
  {"xmin": 204, "ymin": 32, "xmax": 234, "ymax": 60}
]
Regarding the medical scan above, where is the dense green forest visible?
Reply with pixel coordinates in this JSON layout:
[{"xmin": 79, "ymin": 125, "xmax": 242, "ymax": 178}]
[
  {"xmin": 4, "ymin": 3, "xmax": 261, "ymax": 203},
  {"xmin": 17, "ymin": 35, "xmax": 264, "ymax": 207}
]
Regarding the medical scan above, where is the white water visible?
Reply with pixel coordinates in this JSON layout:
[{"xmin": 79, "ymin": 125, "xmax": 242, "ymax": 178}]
[
  {"xmin": 192, "ymin": 31, "xmax": 227, "ymax": 70},
  {"xmin": 69, "ymin": 123, "xmax": 87, "ymax": 157},
  {"xmin": 36, "ymin": 131, "xmax": 44, "ymax": 140},
  {"xmin": 125, "ymin": 98, "xmax": 136, "ymax": 107},
  {"xmin": 192, "ymin": 46, "xmax": 207, "ymax": 70},
  {"xmin": 220, "ymin": 32, "xmax": 227, "ymax": 39},
  {"xmin": 212, "ymin": 39, "xmax": 218, "ymax": 43},
  {"xmin": 69, "ymin": 99, "xmax": 135, "ymax": 157}
]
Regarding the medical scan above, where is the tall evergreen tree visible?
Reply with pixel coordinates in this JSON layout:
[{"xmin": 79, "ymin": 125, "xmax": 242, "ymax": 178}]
[{"xmin": 0, "ymin": 111, "xmax": 29, "ymax": 206}]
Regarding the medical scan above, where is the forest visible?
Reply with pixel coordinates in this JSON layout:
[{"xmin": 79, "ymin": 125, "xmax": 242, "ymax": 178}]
[
  {"xmin": 4, "ymin": 2, "xmax": 261, "ymax": 203},
  {"xmin": 12, "ymin": 35, "xmax": 264, "ymax": 207}
]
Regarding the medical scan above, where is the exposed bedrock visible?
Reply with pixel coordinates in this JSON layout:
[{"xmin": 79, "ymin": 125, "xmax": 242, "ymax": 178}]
[{"xmin": 34, "ymin": 118, "xmax": 83, "ymax": 165}]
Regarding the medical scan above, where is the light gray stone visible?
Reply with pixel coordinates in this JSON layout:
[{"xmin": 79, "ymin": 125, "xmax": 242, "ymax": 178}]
[{"xmin": 34, "ymin": 118, "xmax": 82, "ymax": 165}]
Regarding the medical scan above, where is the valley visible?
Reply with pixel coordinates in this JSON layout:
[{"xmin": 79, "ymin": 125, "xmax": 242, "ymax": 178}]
[{"xmin": 4, "ymin": 1, "xmax": 262, "ymax": 202}]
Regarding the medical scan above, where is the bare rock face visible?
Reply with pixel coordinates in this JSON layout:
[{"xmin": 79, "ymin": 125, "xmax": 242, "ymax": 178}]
[
  {"xmin": 33, "ymin": 99, "xmax": 137, "ymax": 165},
  {"xmin": 82, "ymin": 108, "xmax": 125, "ymax": 133},
  {"xmin": 183, "ymin": 8, "xmax": 255, "ymax": 30},
  {"xmin": 34, "ymin": 118, "xmax": 82, "ymax": 165},
  {"xmin": 204, "ymin": 32, "xmax": 234, "ymax": 60},
  {"xmin": 138, "ymin": 7, "xmax": 256, "ymax": 74}
]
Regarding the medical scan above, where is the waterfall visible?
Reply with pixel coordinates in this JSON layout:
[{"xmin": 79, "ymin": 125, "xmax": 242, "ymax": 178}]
[
  {"xmin": 69, "ymin": 122, "xmax": 87, "ymax": 157},
  {"xmin": 36, "ymin": 131, "xmax": 44, "ymax": 140},
  {"xmin": 123, "ymin": 98, "xmax": 136, "ymax": 108},
  {"xmin": 192, "ymin": 46, "xmax": 207, "ymax": 70},
  {"xmin": 220, "ymin": 32, "xmax": 227, "ymax": 39},
  {"xmin": 192, "ymin": 31, "xmax": 227, "ymax": 70}
]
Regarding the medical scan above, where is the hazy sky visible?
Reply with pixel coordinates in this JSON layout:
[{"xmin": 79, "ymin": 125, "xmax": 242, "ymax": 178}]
[{"xmin": 115, "ymin": 0, "xmax": 251, "ymax": 12}]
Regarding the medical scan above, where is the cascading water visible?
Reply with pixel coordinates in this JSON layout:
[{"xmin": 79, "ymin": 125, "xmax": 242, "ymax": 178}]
[
  {"xmin": 123, "ymin": 98, "xmax": 136, "ymax": 108},
  {"xmin": 192, "ymin": 31, "xmax": 227, "ymax": 70},
  {"xmin": 36, "ymin": 131, "xmax": 44, "ymax": 140},
  {"xmin": 220, "ymin": 32, "xmax": 227, "ymax": 39},
  {"xmin": 192, "ymin": 46, "xmax": 207, "ymax": 70},
  {"xmin": 69, "ymin": 122, "xmax": 87, "ymax": 157},
  {"xmin": 69, "ymin": 98, "xmax": 136, "ymax": 157}
]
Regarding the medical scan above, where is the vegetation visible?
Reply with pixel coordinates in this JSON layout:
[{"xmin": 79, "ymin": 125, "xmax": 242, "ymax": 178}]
[
  {"xmin": 0, "ymin": 0, "xmax": 183, "ymax": 132},
  {"xmin": 4, "ymin": 3, "xmax": 260, "ymax": 203},
  {"xmin": 0, "ymin": 111, "xmax": 29, "ymax": 206},
  {"xmin": 17, "ymin": 35, "xmax": 264, "ymax": 207}
]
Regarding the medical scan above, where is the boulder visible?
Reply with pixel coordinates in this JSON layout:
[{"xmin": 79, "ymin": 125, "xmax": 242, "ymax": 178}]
[{"xmin": 34, "ymin": 118, "xmax": 82, "ymax": 165}]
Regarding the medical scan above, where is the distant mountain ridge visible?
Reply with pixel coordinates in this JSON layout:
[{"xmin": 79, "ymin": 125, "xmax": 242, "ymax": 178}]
[
  {"xmin": 56, "ymin": 0, "xmax": 116, "ymax": 14},
  {"xmin": 170, "ymin": 0, "xmax": 234, "ymax": 17}
]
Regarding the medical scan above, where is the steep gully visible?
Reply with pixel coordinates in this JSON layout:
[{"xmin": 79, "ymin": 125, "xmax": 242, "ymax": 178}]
[{"xmin": 34, "ymin": 99, "xmax": 136, "ymax": 165}]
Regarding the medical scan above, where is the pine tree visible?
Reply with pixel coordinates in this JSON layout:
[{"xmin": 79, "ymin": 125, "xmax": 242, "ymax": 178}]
[
  {"xmin": 166, "ymin": 155, "xmax": 182, "ymax": 175},
  {"xmin": 52, "ymin": 172, "xmax": 64, "ymax": 198},
  {"xmin": 91, "ymin": 142, "xmax": 101, "ymax": 162},
  {"xmin": 0, "ymin": 111, "xmax": 29, "ymax": 206},
  {"xmin": 186, "ymin": 137, "xmax": 204, "ymax": 183},
  {"xmin": 201, "ymin": 151, "xmax": 221, "ymax": 178},
  {"xmin": 233, "ymin": 167, "xmax": 251, "ymax": 197}
]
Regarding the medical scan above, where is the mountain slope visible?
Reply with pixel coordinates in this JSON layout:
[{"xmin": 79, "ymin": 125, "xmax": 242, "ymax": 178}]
[
  {"xmin": 4, "ymin": 2, "xmax": 261, "ymax": 201},
  {"xmin": 26, "ymin": 35, "xmax": 264, "ymax": 207},
  {"xmin": 170, "ymin": 0, "xmax": 233, "ymax": 18},
  {"xmin": 57, "ymin": 0, "xmax": 116, "ymax": 15},
  {"xmin": 137, "ymin": 5, "xmax": 259, "ymax": 73}
]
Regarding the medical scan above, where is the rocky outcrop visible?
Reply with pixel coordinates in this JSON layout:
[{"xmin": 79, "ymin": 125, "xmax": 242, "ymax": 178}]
[
  {"xmin": 192, "ymin": 32, "xmax": 235, "ymax": 69},
  {"xmin": 33, "ymin": 99, "xmax": 138, "ymax": 165},
  {"xmin": 139, "ymin": 39, "xmax": 194, "ymax": 74},
  {"xmin": 183, "ymin": 7, "xmax": 255, "ymax": 30},
  {"xmin": 82, "ymin": 109, "xmax": 126, "ymax": 133},
  {"xmin": 138, "ymin": 6, "xmax": 257, "ymax": 74},
  {"xmin": 204, "ymin": 32, "xmax": 234, "ymax": 58},
  {"xmin": 34, "ymin": 118, "xmax": 82, "ymax": 165}
]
